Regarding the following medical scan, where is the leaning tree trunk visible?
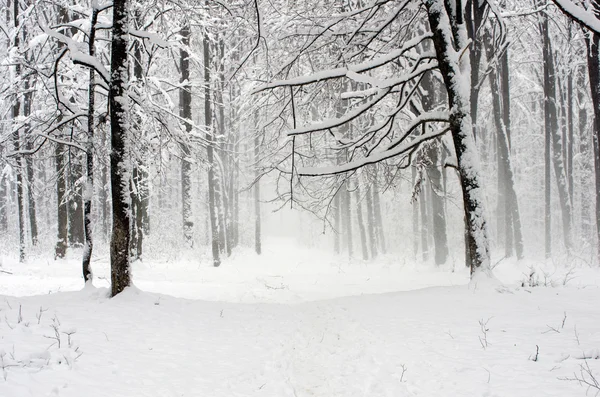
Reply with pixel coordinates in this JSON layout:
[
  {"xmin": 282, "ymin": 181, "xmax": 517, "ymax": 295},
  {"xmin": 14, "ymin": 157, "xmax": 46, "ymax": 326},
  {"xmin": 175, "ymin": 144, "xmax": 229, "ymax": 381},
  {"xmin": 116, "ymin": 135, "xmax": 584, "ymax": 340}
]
[
  {"xmin": 109, "ymin": 0, "xmax": 132, "ymax": 296},
  {"xmin": 427, "ymin": 0, "xmax": 491, "ymax": 275}
]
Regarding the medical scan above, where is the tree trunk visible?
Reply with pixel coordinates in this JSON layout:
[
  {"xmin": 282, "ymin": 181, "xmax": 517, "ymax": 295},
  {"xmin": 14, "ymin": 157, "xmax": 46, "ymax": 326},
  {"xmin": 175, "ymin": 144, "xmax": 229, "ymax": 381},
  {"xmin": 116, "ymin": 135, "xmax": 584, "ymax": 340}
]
[
  {"xmin": 578, "ymin": 64, "xmax": 591, "ymax": 240},
  {"xmin": 82, "ymin": 7, "xmax": 99, "ymax": 284},
  {"xmin": 180, "ymin": 23, "xmax": 194, "ymax": 248},
  {"xmin": 412, "ymin": 166, "xmax": 419, "ymax": 259},
  {"xmin": 372, "ymin": 179, "xmax": 386, "ymax": 255},
  {"xmin": 427, "ymin": 0, "xmax": 491, "ymax": 275},
  {"xmin": 420, "ymin": 175, "xmax": 429, "ymax": 262},
  {"xmin": 109, "ymin": 0, "xmax": 132, "ymax": 296},
  {"xmin": 204, "ymin": 16, "xmax": 221, "ymax": 267},
  {"xmin": 333, "ymin": 192, "xmax": 341, "ymax": 254},
  {"xmin": 586, "ymin": 28, "xmax": 600, "ymax": 262},
  {"xmin": 254, "ymin": 128, "xmax": 262, "ymax": 255},
  {"xmin": 355, "ymin": 183, "xmax": 369, "ymax": 260},
  {"xmin": 422, "ymin": 70, "xmax": 448, "ymax": 264},
  {"xmin": 542, "ymin": 12, "xmax": 573, "ymax": 254},
  {"xmin": 11, "ymin": 0, "xmax": 25, "ymax": 262},
  {"xmin": 366, "ymin": 184, "xmax": 378, "ymax": 258},
  {"xmin": 500, "ymin": 48, "xmax": 524, "ymax": 259},
  {"xmin": 68, "ymin": 157, "xmax": 84, "ymax": 247},
  {"xmin": 24, "ymin": 82, "xmax": 38, "ymax": 246}
]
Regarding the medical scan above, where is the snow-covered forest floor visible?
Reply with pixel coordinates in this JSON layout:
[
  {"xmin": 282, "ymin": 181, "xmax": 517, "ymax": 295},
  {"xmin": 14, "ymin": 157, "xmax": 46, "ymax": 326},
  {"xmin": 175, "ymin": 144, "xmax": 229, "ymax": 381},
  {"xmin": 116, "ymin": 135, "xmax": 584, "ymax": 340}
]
[{"xmin": 1, "ymin": 239, "xmax": 599, "ymax": 396}]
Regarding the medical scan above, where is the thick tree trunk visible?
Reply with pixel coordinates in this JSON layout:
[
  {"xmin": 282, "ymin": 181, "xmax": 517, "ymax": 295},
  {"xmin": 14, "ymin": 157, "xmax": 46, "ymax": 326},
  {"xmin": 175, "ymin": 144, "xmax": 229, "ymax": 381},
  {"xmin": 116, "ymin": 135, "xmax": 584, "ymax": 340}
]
[
  {"xmin": 109, "ymin": 0, "xmax": 132, "ymax": 296},
  {"xmin": 586, "ymin": 30, "xmax": 600, "ymax": 262},
  {"xmin": 204, "ymin": 17, "xmax": 221, "ymax": 267},
  {"xmin": 427, "ymin": 0, "xmax": 491, "ymax": 275}
]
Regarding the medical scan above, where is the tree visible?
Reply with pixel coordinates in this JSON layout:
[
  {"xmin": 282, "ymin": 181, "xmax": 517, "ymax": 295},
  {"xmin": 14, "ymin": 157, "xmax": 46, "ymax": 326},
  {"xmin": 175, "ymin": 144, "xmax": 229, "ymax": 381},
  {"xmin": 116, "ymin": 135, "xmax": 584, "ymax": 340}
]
[
  {"xmin": 256, "ymin": 0, "xmax": 492, "ymax": 275},
  {"xmin": 110, "ymin": 0, "xmax": 133, "ymax": 296}
]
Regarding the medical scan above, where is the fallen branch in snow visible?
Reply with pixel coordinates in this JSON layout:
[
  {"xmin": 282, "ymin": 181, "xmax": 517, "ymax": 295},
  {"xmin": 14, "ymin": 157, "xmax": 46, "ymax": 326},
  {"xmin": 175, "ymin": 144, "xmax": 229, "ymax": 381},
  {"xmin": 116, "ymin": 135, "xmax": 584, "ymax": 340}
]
[
  {"xmin": 560, "ymin": 360, "xmax": 600, "ymax": 395},
  {"xmin": 479, "ymin": 318, "xmax": 492, "ymax": 349},
  {"xmin": 0, "ymin": 269, "xmax": 13, "ymax": 275}
]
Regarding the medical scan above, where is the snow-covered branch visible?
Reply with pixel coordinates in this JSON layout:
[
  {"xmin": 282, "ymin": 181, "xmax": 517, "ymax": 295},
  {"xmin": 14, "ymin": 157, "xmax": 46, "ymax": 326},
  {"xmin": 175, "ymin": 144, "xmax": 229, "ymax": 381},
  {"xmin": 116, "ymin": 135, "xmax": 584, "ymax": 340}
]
[{"xmin": 551, "ymin": 0, "xmax": 600, "ymax": 34}]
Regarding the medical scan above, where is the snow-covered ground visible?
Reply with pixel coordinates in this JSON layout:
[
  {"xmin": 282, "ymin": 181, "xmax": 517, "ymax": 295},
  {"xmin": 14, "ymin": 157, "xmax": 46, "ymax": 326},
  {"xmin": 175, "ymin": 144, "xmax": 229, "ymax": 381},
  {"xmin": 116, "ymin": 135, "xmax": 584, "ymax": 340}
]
[{"xmin": 0, "ymin": 239, "xmax": 599, "ymax": 396}]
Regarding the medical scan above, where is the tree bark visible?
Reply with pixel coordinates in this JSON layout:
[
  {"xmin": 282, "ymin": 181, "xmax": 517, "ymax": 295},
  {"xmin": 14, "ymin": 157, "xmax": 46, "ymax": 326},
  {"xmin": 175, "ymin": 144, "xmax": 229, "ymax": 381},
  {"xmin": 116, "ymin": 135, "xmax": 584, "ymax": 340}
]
[
  {"xmin": 586, "ymin": 28, "xmax": 600, "ymax": 262},
  {"xmin": 204, "ymin": 14, "xmax": 221, "ymax": 267},
  {"xmin": 11, "ymin": 0, "xmax": 25, "ymax": 262},
  {"xmin": 82, "ymin": 6, "xmax": 99, "ymax": 284},
  {"xmin": 427, "ymin": 0, "xmax": 491, "ymax": 275},
  {"xmin": 542, "ymin": 11, "xmax": 573, "ymax": 254},
  {"xmin": 109, "ymin": 0, "xmax": 132, "ymax": 296},
  {"xmin": 179, "ymin": 23, "xmax": 194, "ymax": 248}
]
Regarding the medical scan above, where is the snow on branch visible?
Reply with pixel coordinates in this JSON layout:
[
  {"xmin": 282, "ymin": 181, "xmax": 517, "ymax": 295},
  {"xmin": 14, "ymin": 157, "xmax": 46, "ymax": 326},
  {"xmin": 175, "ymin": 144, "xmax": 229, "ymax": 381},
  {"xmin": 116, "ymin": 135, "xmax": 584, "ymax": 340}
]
[
  {"xmin": 254, "ymin": 33, "xmax": 433, "ymax": 93},
  {"xmin": 129, "ymin": 29, "xmax": 170, "ymax": 48},
  {"xmin": 299, "ymin": 120, "xmax": 450, "ymax": 176},
  {"xmin": 42, "ymin": 26, "xmax": 110, "ymax": 85},
  {"xmin": 551, "ymin": 0, "xmax": 600, "ymax": 34},
  {"xmin": 289, "ymin": 88, "xmax": 390, "ymax": 136}
]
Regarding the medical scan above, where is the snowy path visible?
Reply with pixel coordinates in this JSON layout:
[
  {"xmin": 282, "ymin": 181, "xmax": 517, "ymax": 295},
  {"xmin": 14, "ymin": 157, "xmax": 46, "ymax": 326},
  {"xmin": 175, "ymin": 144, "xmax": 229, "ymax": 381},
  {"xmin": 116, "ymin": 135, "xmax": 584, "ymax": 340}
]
[
  {"xmin": 1, "ymin": 242, "xmax": 599, "ymax": 396},
  {"xmin": 0, "ymin": 283, "xmax": 599, "ymax": 396}
]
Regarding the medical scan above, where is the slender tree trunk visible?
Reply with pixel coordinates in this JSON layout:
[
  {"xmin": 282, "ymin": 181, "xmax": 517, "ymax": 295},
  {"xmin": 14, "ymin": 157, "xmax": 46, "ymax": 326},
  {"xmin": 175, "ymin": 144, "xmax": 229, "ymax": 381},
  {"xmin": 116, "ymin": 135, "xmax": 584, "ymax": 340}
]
[
  {"xmin": 500, "ymin": 48, "xmax": 524, "ymax": 259},
  {"xmin": 0, "ymin": 175, "xmax": 7, "ymax": 232},
  {"xmin": 422, "ymin": 70, "xmax": 448, "ymax": 264},
  {"xmin": 355, "ymin": 183, "xmax": 369, "ymax": 260},
  {"xmin": 411, "ymin": 166, "xmax": 419, "ymax": 259},
  {"xmin": 333, "ymin": 192, "xmax": 341, "ymax": 254},
  {"xmin": 420, "ymin": 175, "xmax": 429, "ymax": 262},
  {"xmin": 179, "ymin": 23, "xmax": 193, "ymax": 248},
  {"xmin": 542, "ymin": 12, "xmax": 573, "ymax": 254},
  {"xmin": 11, "ymin": 0, "xmax": 25, "ymax": 262},
  {"xmin": 82, "ymin": 7, "xmax": 99, "ymax": 283},
  {"xmin": 24, "ymin": 84, "xmax": 38, "ymax": 246},
  {"xmin": 204, "ymin": 16, "xmax": 221, "ymax": 267},
  {"xmin": 578, "ymin": 65, "xmax": 591, "ymax": 240},
  {"xmin": 109, "ymin": 0, "xmax": 132, "ymax": 296},
  {"xmin": 254, "ymin": 127, "xmax": 262, "ymax": 255},
  {"xmin": 372, "ymin": 179, "xmax": 386, "ymax": 255},
  {"xmin": 366, "ymin": 184, "xmax": 378, "ymax": 258}
]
